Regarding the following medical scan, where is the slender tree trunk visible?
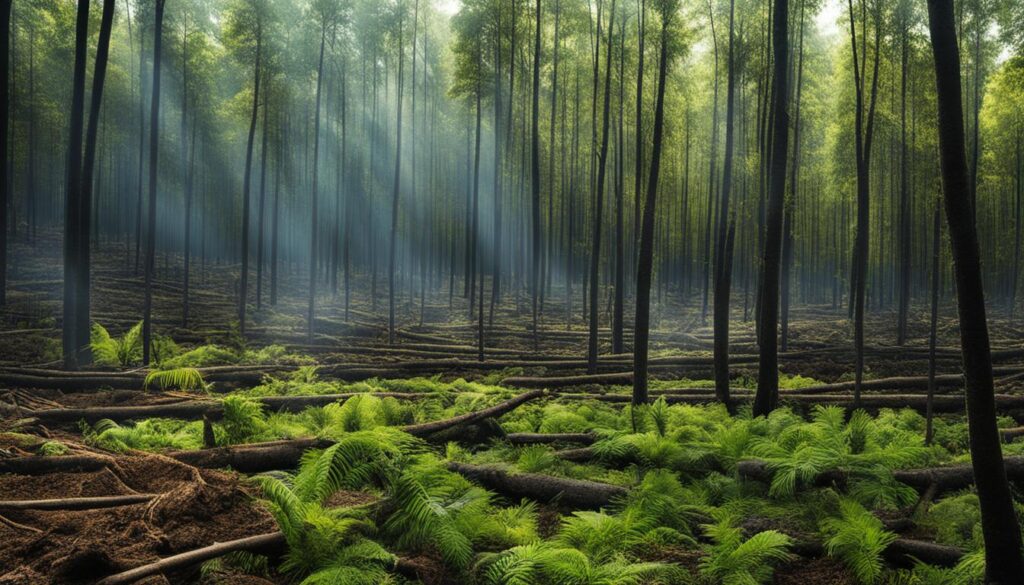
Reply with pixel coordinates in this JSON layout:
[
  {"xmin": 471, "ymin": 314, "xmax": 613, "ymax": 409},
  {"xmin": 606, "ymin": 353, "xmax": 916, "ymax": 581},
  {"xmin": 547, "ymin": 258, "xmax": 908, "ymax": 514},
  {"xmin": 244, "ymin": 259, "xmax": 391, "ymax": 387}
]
[
  {"xmin": 632, "ymin": 4, "xmax": 670, "ymax": 405},
  {"xmin": 0, "ymin": 0, "xmax": 10, "ymax": 306},
  {"xmin": 63, "ymin": 0, "xmax": 89, "ymax": 370},
  {"xmin": 256, "ymin": 81, "xmax": 270, "ymax": 310},
  {"xmin": 588, "ymin": 0, "xmax": 616, "ymax": 374},
  {"xmin": 780, "ymin": 0, "xmax": 804, "ymax": 352},
  {"xmin": 926, "ymin": 204, "xmax": 940, "ymax": 445},
  {"xmin": 531, "ymin": 0, "xmax": 542, "ymax": 350},
  {"xmin": 240, "ymin": 27, "xmax": 262, "ymax": 337},
  {"xmin": 753, "ymin": 0, "xmax": 789, "ymax": 417},
  {"xmin": 75, "ymin": 0, "xmax": 115, "ymax": 365},
  {"xmin": 897, "ymin": 17, "xmax": 911, "ymax": 344},
  {"xmin": 713, "ymin": 0, "xmax": 737, "ymax": 412},
  {"xmin": 613, "ymin": 15, "xmax": 625, "ymax": 355},
  {"xmin": 927, "ymin": 1, "xmax": 1024, "ymax": 579},
  {"xmin": 142, "ymin": 0, "xmax": 166, "ymax": 365},
  {"xmin": 388, "ymin": 14, "xmax": 405, "ymax": 344},
  {"xmin": 310, "ymin": 25, "xmax": 326, "ymax": 342}
]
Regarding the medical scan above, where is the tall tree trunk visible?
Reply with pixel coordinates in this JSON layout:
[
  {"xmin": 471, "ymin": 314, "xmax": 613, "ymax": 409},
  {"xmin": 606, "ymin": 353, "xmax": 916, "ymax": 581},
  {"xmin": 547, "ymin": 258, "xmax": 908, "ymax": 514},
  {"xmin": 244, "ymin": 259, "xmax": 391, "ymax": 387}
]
[
  {"xmin": 310, "ymin": 25, "xmax": 326, "ymax": 342},
  {"xmin": 632, "ymin": 3, "xmax": 670, "ymax": 405},
  {"xmin": 256, "ymin": 81, "xmax": 270, "ymax": 310},
  {"xmin": 587, "ymin": 0, "xmax": 615, "ymax": 374},
  {"xmin": 926, "ymin": 1, "xmax": 1024, "ymax": 579},
  {"xmin": 142, "ymin": 0, "xmax": 166, "ymax": 365},
  {"xmin": 613, "ymin": 15, "xmax": 625, "ymax": 355},
  {"xmin": 388, "ymin": 14, "xmax": 405, "ymax": 344},
  {"xmin": 75, "ymin": 0, "xmax": 115, "ymax": 365},
  {"xmin": 780, "ymin": 0, "xmax": 804, "ymax": 352},
  {"xmin": 531, "ymin": 0, "xmax": 542, "ymax": 350},
  {"xmin": 240, "ymin": 26, "xmax": 262, "ymax": 337},
  {"xmin": 753, "ymin": 0, "xmax": 789, "ymax": 417},
  {"xmin": 897, "ymin": 15, "xmax": 911, "ymax": 344},
  {"xmin": 713, "ymin": 0, "xmax": 737, "ymax": 412},
  {"xmin": 63, "ymin": 0, "xmax": 89, "ymax": 370},
  {"xmin": 0, "ymin": 0, "xmax": 10, "ymax": 306},
  {"xmin": 848, "ymin": 0, "xmax": 881, "ymax": 407}
]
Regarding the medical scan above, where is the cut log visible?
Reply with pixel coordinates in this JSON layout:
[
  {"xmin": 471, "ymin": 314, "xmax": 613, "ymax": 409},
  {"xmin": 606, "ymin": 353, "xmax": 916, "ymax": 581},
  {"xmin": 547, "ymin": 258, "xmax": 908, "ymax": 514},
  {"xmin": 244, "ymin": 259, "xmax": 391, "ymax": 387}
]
[
  {"xmin": 445, "ymin": 461, "xmax": 627, "ymax": 509},
  {"xmin": 0, "ymin": 454, "xmax": 112, "ymax": 475},
  {"xmin": 165, "ymin": 393, "xmax": 546, "ymax": 472},
  {"xmin": 503, "ymin": 372, "xmax": 633, "ymax": 388},
  {"xmin": 554, "ymin": 447, "xmax": 596, "ymax": 462},
  {"xmin": 170, "ymin": 438, "xmax": 331, "ymax": 473},
  {"xmin": 95, "ymin": 531, "xmax": 287, "ymax": 585},
  {"xmin": 553, "ymin": 391, "xmax": 1024, "ymax": 414},
  {"xmin": 739, "ymin": 457, "xmax": 1024, "ymax": 496},
  {"xmin": 893, "ymin": 457, "xmax": 1024, "ymax": 494},
  {"xmin": 25, "ymin": 392, "xmax": 431, "ymax": 424},
  {"xmin": 884, "ymin": 538, "xmax": 964, "ymax": 568},
  {"xmin": 402, "ymin": 390, "xmax": 546, "ymax": 437},
  {"xmin": 0, "ymin": 493, "xmax": 157, "ymax": 510},
  {"xmin": 505, "ymin": 433, "xmax": 596, "ymax": 445}
]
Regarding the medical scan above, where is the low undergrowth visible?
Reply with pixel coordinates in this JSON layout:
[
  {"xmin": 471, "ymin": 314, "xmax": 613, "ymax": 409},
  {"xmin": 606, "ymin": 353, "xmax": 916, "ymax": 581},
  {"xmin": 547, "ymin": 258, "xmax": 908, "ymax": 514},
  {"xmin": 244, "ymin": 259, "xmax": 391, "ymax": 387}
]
[{"xmin": 70, "ymin": 374, "xmax": 1023, "ymax": 583}]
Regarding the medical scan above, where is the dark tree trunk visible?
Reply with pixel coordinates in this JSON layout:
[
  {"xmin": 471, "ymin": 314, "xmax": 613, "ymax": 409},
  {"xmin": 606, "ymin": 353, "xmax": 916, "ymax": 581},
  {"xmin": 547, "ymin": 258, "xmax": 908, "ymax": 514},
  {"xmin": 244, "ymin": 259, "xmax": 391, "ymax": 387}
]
[
  {"xmin": 531, "ymin": 0, "xmax": 542, "ymax": 350},
  {"xmin": 256, "ymin": 80, "xmax": 270, "ymax": 310},
  {"xmin": 63, "ymin": 0, "xmax": 90, "ymax": 370},
  {"xmin": 588, "ymin": 0, "xmax": 615, "ymax": 374},
  {"xmin": 926, "ymin": 205, "xmax": 940, "ymax": 445},
  {"xmin": 388, "ymin": 15, "xmax": 405, "ymax": 344},
  {"xmin": 309, "ymin": 26, "xmax": 326, "ymax": 342},
  {"xmin": 632, "ymin": 4, "xmax": 670, "ymax": 405},
  {"xmin": 0, "ymin": 0, "xmax": 10, "ymax": 306},
  {"xmin": 240, "ymin": 27, "xmax": 262, "ymax": 337},
  {"xmin": 713, "ymin": 0, "xmax": 737, "ymax": 412},
  {"xmin": 74, "ymin": 0, "xmax": 115, "ymax": 365},
  {"xmin": 142, "ymin": 0, "xmax": 166, "ymax": 365},
  {"xmin": 897, "ymin": 16, "xmax": 911, "ymax": 344},
  {"xmin": 927, "ymin": 0, "xmax": 1024, "ymax": 579},
  {"xmin": 753, "ymin": 0, "xmax": 789, "ymax": 417}
]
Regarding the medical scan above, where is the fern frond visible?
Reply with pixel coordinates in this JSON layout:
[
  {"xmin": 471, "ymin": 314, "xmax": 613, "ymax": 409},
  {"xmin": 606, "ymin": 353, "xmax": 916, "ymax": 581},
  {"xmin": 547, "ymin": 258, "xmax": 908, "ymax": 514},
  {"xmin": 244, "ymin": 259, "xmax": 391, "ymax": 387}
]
[{"xmin": 144, "ymin": 367, "xmax": 206, "ymax": 391}]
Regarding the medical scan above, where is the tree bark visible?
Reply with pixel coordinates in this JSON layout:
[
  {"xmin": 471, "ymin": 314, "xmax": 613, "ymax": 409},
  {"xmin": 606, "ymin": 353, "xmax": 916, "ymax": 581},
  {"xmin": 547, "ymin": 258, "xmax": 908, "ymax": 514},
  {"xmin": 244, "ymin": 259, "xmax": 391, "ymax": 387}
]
[
  {"xmin": 632, "ymin": 5, "xmax": 671, "ymax": 405},
  {"xmin": 753, "ymin": 0, "xmax": 789, "ymax": 417},
  {"xmin": 926, "ymin": 0, "xmax": 1024, "ymax": 579}
]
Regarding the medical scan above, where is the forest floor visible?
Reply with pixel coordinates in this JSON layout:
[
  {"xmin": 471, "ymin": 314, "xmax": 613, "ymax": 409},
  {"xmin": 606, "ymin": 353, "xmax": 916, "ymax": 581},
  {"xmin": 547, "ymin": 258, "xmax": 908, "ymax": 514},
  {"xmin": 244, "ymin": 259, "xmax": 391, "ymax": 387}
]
[{"xmin": 2, "ymin": 233, "xmax": 1023, "ymax": 584}]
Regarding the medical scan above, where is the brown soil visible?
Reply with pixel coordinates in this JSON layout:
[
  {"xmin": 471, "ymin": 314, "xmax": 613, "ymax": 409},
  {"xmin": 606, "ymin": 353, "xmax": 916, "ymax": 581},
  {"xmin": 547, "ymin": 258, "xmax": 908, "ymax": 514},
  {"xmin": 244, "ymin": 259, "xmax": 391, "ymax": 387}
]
[
  {"xmin": 774, "ymin": 557, "xmax": 856, "ymax": 585},
  {"xmin": 0, "ymin": 451, "xmax": 273, "ymax": 585}
]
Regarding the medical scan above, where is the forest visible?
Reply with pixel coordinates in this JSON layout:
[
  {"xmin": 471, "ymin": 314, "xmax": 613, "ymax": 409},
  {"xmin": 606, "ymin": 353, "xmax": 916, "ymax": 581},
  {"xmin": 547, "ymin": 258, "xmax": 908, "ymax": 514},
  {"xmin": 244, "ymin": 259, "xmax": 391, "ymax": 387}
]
[{"xmin": 1, "ymin": 0, "xmax": 1024, "ymax": 582}]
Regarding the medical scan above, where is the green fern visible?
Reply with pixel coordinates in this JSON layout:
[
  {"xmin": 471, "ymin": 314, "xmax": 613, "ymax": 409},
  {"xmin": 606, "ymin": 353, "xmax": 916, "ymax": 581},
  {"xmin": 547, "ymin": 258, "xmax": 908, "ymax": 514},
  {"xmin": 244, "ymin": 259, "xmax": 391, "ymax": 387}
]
[
  {"xmin": 699, "ymin": 515, "xmax": 793, "ymax": 585},
  {"xmin": 144, "ymin": 367, "xmax": 206, "ymax": 391},
  {"xmin": 822, "ymin": 499, "xmax": 898, "ymax": 584},
  {"xmin": 90, "ymin": 322, "xmax": 143, "ymax": 367}
]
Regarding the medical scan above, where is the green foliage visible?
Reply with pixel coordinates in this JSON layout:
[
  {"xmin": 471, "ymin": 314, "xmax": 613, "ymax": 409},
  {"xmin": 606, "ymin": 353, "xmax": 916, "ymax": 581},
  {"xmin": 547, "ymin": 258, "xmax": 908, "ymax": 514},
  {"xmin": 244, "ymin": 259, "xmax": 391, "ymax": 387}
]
[
  {"xmin": 90, "ymin": 322, "xmax": 143, "ymax": 367},
  {"xmin": 38, "ymin": 440, "xmax": 69, "ymax": 456},
  {"xmin": 84, "ymin": 418, "xmax": 205, "ymax": 452},
  {"xmin": 822, "ymin": 499, "xmax": 898, "ymax": 584},
  {"xmin": 699, "ymin": 515, "xmax": 793, "ymax": 585},
  {"xmin": 220, "ymin": 395, "xmax": 268, "ymax": 444},
  {"xmin": 144, "ymin": 367, "xmax": 207, "ymax": 391}
]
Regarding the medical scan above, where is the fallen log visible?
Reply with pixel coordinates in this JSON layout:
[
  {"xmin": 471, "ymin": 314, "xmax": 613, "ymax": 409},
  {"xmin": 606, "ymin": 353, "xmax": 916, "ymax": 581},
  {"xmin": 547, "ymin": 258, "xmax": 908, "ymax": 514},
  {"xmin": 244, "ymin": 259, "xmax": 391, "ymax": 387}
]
[
  {"xmin": 402, "ymin": 389, "xmax": 546, "ymax": 437},
  {"xmin": 0, "ymin": 493, "xmax": 157, "ymax": 511},
  {"xmin": 884, "ymin": 538, "xmax": 964, "ymax": 568},
  {"xmin": 505, "ymin": 433, "xmax": 596, "ymax": 445},
  {"xmin": 0, "ymin": 454, "xmax": 113, "ymax": 475},
  {"xmin": 553, "ymin": 391, "xmax": 1024, "ymax": 414},
  {"xmin": 445, "ymin": 461, "xmax": 627, "ymax": 509},
  {"xmin": 503, "ymin": 372, "xmax": 633, "ymax": 388},
  {"xmin": 167, "ymin": 392, "xmax": 546, "ymax": 472},
  {"xmin": 170, "ymin": 438, "xmax": 331, "ymax": 473},
  {"xmin": 24, "ymin": 392, "xmax": 432, "ymax": 424},
  {"xmin": 739, "ymin": 457, "xmax": 1024, "ymax": 496},
  {"xmin": 95, "ymin": 531, "xmax": 287, "ymax": 585}
]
